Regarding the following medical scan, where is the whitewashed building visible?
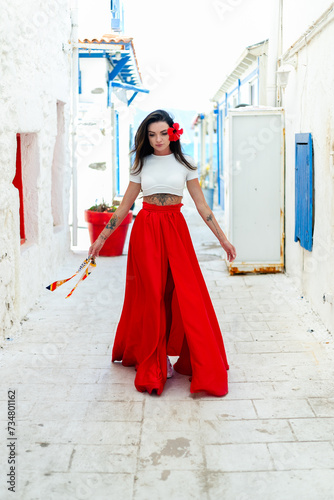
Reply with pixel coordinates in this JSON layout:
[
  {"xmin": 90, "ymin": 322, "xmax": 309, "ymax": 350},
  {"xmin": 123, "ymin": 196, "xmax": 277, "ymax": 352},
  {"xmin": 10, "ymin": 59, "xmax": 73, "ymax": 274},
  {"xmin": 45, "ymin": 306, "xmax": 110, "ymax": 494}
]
[
  {"xmin": 73, "ymin": 1, "xmax": 148, "ymax": 244},
  {"xmin": 209, "ymin": 0, "xmax": 334, "ymax": 332},
  {"xmin": 75, "ymin": 33, "xmax": 148, "ymax": 231},
  {"xmin": 279, "ymin": 1, "xmax": 334, "ymax": 333},
  {"xmin": 0, "ymin": 0, "xmax": 72, "ymax": 339},
  {"xmin": 196, "ymin": 39, "xmax": 269, "ymax": 210}
]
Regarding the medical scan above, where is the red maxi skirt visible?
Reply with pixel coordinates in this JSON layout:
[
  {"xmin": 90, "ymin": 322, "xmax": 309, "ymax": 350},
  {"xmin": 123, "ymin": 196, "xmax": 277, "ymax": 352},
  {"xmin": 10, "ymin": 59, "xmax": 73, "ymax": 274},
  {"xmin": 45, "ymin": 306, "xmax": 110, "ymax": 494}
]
[{"xmin": 111, "ymin": 202, "xmax": 229, "ymax": 396}]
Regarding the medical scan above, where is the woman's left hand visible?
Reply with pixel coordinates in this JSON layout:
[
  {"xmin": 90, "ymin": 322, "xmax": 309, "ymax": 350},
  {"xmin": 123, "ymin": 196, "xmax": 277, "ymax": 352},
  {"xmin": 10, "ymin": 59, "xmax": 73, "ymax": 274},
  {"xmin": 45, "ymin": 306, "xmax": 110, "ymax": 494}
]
[{"xmin": 220, "ymin": 240, "xmax": 237, "ymax": 262}]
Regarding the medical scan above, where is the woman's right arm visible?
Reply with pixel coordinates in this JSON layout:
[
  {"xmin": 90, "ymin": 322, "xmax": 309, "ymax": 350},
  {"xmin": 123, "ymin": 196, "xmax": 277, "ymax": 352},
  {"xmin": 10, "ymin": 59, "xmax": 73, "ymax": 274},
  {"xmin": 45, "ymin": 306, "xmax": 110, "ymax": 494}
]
[{"xmin": 88, "ymin": 181, "xmax": 141, "ymax": 258}]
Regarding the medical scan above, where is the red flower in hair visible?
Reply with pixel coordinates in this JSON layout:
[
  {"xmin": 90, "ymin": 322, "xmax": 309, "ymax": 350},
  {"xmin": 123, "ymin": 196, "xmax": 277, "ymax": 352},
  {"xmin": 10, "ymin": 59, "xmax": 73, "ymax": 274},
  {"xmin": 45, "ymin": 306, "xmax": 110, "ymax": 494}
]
[{"xmin": 167, "ymin": 122, "xmax": 183, "ymax": 141}]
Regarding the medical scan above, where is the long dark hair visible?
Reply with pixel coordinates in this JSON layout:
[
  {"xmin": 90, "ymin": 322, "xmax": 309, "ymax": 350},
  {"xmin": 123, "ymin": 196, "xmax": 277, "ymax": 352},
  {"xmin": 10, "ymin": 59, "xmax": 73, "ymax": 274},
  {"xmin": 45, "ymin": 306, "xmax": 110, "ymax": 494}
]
[{"xmin": 130, "ymin": 109, "xmax": 197, "ymax": 175}]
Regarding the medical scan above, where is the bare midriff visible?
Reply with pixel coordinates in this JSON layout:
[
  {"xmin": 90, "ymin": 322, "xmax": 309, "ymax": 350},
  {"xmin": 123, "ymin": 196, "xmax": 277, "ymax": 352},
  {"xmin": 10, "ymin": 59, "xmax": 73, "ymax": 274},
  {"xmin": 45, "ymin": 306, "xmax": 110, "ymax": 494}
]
[{"xmin": 143, "ymin": 193, "xmax": 183, "ymax": 206}]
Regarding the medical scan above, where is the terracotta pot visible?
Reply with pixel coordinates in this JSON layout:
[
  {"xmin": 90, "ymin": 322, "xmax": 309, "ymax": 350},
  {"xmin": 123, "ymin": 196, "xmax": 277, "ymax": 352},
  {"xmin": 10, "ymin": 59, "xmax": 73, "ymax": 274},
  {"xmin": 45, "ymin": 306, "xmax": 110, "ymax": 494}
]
[{"xmin": 84, "ymin": 210, "xmax": 133, "ymax": 256}]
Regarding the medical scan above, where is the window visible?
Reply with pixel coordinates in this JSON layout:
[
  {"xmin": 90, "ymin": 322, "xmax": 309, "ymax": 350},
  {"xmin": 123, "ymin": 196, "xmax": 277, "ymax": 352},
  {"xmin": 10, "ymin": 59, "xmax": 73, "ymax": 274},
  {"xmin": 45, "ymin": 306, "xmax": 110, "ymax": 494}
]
[
  {"xmin": 14, "ymin": 133, "xmax": 40, "ymax": 245},
  {"xmin": 13, "ymin": 135, "xmax": 25, "ymax": 244},
  {"xmin": 295, "ymin": 133, "xmax": 313, "ymax": 251}
]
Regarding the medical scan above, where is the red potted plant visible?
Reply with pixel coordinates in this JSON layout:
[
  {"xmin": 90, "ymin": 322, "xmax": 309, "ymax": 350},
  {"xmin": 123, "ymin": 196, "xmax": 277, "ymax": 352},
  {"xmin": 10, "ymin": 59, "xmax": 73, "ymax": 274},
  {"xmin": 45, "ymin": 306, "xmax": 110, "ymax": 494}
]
[{"xmin": 84, "ymin": 200, "xmax": 133, "ymax": 256}]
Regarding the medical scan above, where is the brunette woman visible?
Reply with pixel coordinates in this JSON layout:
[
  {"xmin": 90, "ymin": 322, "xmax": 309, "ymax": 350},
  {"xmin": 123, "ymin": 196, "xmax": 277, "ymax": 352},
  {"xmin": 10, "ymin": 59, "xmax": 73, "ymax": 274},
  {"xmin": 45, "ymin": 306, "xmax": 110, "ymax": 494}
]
[{"xmin": 88, "ymin": 109, "xmax": 236, "ymax": 397}]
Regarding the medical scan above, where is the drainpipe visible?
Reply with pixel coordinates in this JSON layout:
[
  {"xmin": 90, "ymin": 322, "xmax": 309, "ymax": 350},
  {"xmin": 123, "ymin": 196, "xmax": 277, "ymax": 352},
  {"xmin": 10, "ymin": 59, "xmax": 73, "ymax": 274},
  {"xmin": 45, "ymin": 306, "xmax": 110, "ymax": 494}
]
[
  {"xmin": 266, "ymin": 0, "xmax": 283, "ymax": 106},
  {"xmin": 70, "ymin": 0, "xmax": 79, "ymax": 246}
]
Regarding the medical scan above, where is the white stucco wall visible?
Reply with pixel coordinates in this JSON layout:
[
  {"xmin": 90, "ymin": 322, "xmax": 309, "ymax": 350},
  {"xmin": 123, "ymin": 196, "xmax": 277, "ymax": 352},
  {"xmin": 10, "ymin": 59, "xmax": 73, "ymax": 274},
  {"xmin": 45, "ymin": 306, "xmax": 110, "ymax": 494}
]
[
  {"xmin": 282, "ymin": 15, "xmax": 334, "ymax": 333},
  {"xmin": 0, "ymin": 0, "xmax": 72, "ymax": 339},
  {"xmin": 282, "ymin": 0, "xmax": 333, "ymax": 53},
  {"xmin": 117, "ymin": 101, "xmax": 135, "ymax": 196}
]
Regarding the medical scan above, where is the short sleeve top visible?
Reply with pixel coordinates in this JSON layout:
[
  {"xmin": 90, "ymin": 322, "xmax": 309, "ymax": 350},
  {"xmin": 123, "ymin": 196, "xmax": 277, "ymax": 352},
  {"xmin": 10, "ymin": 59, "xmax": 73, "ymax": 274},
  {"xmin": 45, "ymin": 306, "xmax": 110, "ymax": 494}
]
[{"xmin": 129, "ymin": 153, "xmax": 198, "ymax": 197}]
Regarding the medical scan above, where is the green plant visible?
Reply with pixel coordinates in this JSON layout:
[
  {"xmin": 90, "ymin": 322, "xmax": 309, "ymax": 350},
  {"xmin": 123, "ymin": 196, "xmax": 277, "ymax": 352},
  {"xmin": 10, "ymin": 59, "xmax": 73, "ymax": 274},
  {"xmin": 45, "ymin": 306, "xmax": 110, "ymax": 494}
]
[{"xmin": 88, "ymin": 199, "xmax": 118, "ymax": 213}]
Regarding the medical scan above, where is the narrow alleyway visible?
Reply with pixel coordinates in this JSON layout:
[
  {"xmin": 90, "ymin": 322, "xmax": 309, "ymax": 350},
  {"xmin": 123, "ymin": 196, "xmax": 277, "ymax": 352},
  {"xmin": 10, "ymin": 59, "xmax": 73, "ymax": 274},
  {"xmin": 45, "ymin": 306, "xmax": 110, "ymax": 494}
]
[{"xmin": 1, "ymin": 193, "xmax": 334, "ymax": 500}]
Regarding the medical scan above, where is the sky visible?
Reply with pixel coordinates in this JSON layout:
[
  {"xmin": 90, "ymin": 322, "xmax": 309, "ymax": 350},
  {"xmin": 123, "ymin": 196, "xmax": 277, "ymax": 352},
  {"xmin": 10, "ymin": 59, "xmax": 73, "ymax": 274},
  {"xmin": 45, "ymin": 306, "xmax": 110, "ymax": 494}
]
[{"xmin": 78, "ymin": 0, "xmax": 273, "ymax": 113}]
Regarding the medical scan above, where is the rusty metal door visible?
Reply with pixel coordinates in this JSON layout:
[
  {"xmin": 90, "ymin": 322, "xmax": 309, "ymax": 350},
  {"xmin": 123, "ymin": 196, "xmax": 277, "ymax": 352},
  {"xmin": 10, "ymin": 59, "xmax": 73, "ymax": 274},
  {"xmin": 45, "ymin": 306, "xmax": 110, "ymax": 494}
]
[{"xmin": 224, "ymin": 108, "xmax": 285, "ymax": 274}]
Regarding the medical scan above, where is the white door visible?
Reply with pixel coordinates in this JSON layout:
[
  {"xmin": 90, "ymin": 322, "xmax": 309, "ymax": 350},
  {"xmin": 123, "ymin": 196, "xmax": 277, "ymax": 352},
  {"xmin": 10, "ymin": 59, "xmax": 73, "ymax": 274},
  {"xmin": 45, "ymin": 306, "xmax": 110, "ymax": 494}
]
[{"xmin": 224, "ymin": 107, "xmax": 285, "ymax": 274}]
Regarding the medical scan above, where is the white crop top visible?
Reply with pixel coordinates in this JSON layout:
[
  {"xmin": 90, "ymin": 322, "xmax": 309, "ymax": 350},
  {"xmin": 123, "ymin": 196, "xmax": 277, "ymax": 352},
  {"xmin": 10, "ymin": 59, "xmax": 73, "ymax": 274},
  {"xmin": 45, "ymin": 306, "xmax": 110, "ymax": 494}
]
[{"xmin": 129, "ymin": 153, "xmax": 198, "ymax": 197}]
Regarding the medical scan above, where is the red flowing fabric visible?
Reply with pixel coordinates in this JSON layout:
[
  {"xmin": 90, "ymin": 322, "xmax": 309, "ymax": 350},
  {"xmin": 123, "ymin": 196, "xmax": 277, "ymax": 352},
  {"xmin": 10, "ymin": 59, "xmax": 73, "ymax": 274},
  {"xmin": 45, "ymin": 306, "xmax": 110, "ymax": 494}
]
[{"xmin": 111, "ymin": 202, "xmax": 229, "ymax": 397}]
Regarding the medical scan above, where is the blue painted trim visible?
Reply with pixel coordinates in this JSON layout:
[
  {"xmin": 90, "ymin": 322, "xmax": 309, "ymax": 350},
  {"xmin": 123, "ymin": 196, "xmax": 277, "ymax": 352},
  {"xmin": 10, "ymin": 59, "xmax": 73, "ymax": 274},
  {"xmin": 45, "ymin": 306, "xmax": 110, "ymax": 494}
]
[
  {"xmin": 220, "ymin": 107, "xmax": 225, "ymax": 209},
  {"xmin": 110, "ymin": 81, "xmax": 149, "ymax": 93},
  {"xmin": 108, "ymin": 55, "xmax": 130, "ymax": 81},
  {"xmin": 128, "ymin": 91, "xmax": 138, "ymax": 106},
  {"xmin": 78, "ymin": 58, "xmax": 82, "ymax": 94},
  {"xmin": 115, "ymin": 110, "xmax": 120, "ymax": 196},
  {"xmin": 108, "ymin": 82, "xmax": 148, "ymax": 108},
  {"xmin": 227, "ymin": 85, "xmax": 238, "ymax": 99},
  {"xmin": 224, "ymin": 64, "xmax": 260, "ymax": 110},
  {"xmin": 257, "ymin": 56, "xmax": 260, "ymax": 104},
  {"xmin": 216, "ymin": 104, "xmax": 220, "ymax": 206},
  {"xmin": 79, "ymin": 52, "xmax": 107, "ymax": 58},
  {"xmin": 240, "ymin": 66, "xmax": 258, "ymax": 86}
]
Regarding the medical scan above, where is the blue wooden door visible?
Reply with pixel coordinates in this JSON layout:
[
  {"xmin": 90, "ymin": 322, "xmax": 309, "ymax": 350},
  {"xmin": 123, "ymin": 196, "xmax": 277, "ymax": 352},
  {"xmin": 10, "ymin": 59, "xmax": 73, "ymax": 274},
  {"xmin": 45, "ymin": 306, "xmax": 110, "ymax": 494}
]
[{"xmin": 295, "ymin": 133, "xmax": 313, "ymax": 251}]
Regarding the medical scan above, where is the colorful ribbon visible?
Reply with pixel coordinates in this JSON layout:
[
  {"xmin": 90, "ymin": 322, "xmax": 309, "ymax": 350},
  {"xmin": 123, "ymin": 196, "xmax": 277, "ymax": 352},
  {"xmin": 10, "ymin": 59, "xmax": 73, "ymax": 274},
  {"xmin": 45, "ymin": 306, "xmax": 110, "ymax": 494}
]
[{"xmin": 46, "ymin": 257, "xmax": 96, "ymax": 298}]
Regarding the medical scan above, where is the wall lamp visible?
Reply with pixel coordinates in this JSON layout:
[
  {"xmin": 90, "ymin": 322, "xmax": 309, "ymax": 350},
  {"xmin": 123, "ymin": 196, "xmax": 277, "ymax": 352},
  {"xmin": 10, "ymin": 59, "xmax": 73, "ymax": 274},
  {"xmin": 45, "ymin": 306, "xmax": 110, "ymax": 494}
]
[{"xmin": 276, "ymin": 61, "xmax": 296, "ymax": 88}]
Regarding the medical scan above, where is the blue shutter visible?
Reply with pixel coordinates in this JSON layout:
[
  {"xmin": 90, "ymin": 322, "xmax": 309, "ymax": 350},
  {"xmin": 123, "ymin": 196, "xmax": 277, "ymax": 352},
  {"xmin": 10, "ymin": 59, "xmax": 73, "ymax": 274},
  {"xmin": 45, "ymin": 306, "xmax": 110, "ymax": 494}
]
[{"xmin": 294, "ymin": 133, "xmax": 313, "ymax": 251}]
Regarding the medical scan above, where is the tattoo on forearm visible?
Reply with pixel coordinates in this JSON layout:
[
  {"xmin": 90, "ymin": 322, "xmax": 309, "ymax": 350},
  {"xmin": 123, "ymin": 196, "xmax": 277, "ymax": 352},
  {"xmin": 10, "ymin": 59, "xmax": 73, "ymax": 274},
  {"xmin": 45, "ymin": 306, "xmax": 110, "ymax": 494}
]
[
  {"xmin": 99, "ymin": 234, "xmax": 107, "ymax": 241},
  {"xmin": 206, "ymin": 212, "xmax": 221, "ymax": 239},
  {"xmin": 106, "ymin": 215, "xmax": 118, "ymax": 231}
]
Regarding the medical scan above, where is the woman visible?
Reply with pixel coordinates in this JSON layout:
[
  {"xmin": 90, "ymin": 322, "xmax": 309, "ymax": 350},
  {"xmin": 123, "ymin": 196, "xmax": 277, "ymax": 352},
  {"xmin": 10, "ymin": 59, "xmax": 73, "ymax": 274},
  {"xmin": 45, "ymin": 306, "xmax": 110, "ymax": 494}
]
[{"xmin": 88, "ymin": 110, "xmax": 236, "ymax": 397}]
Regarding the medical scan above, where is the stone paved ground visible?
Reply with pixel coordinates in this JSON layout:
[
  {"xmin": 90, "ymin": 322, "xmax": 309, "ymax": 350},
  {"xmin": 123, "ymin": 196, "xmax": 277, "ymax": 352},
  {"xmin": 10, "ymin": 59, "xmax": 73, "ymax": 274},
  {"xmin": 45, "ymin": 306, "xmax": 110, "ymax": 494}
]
[{"xmin": 1, "ymin": 193, "xmax": 334, "ymax": 500}]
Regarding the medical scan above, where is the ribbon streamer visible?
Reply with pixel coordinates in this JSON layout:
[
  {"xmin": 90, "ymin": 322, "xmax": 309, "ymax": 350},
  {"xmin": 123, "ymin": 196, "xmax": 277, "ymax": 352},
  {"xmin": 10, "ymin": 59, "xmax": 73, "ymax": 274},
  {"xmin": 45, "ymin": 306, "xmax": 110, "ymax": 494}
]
[{"xmin": 46, "ymin": 257, "xmax": 96, "ymax": 298}]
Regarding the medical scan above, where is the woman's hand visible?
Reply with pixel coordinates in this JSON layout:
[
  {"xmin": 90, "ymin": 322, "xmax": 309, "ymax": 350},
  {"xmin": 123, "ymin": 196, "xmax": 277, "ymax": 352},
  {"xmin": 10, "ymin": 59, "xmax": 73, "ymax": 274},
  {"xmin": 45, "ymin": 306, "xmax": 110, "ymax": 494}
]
[
  {"xmin": 88, "ymin": 237, "xmax": 104, "ymax": 260},
  {"xmin": 220, "ymin": 240, "xmax": 237, "ymax": 262},
  {"xmin": 186, "ymin": 179, "xmax": 237, "ymax": 263},
  {"xmin": 87, "ymin": 182, "xmax": 141, "ymax": 260}
]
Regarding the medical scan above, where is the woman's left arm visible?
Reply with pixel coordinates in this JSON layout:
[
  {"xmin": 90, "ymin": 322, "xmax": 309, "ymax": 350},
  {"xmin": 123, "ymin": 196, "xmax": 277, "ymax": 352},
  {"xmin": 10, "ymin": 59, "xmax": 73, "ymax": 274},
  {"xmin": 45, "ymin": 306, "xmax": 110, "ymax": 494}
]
[{"xmin": 187, "ymin": 178, "xmax": 237, "ymax": 262}]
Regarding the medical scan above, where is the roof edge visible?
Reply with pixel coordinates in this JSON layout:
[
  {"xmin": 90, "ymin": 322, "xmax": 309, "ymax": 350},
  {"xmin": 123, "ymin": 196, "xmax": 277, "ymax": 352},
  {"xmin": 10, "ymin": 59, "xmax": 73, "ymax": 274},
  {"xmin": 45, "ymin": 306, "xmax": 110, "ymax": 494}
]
[{"xmin": 212, "ymin": 39, "xmax": 269, "ymax": 102}]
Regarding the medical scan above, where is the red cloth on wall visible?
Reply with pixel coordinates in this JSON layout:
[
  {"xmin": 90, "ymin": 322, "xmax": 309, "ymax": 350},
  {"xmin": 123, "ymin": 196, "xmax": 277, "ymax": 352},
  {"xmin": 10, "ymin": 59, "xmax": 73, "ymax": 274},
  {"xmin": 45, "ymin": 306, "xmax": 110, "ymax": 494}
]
[{"xmin": 111, "ymin": 202, "xmax": 229, "ymax": 397}]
